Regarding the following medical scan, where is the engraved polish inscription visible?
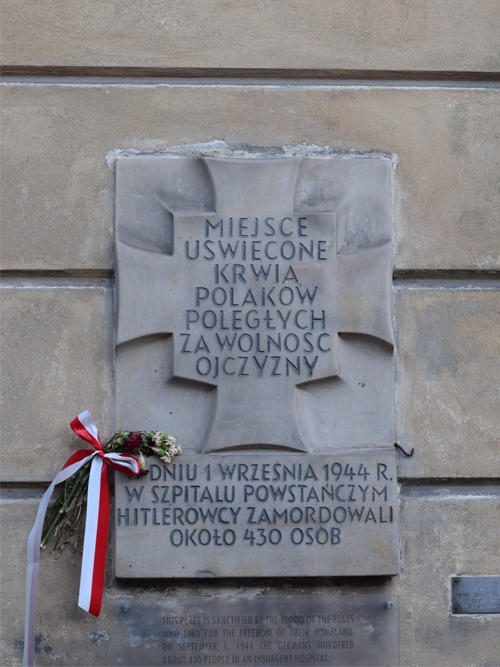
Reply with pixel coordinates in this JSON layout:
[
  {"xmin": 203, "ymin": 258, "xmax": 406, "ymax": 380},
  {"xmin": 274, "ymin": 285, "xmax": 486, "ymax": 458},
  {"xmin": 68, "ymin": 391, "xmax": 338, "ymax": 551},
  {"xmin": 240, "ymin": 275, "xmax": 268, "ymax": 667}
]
[
  {"xmin": 115, "ymin": 156, "xmax": 393, "ymax": 452},
  {"xmin": 115, "ymin": 452, "xmax": 399, "ymax": 578},
  {"xmin": 114, "ymin": 153, "xmax": 398, "ymax": 578}
]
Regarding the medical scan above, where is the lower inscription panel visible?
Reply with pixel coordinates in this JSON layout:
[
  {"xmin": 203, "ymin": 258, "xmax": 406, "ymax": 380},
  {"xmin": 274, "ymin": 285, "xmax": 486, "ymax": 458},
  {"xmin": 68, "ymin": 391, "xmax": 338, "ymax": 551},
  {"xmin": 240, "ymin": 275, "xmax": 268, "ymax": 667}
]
[
  {"xmin": 115, "ymin": 451, "xmax": 399, "ymax": 577},
  {"xmin": 116, "ymin": 596, "xmax": 399, "ymax": 666}
]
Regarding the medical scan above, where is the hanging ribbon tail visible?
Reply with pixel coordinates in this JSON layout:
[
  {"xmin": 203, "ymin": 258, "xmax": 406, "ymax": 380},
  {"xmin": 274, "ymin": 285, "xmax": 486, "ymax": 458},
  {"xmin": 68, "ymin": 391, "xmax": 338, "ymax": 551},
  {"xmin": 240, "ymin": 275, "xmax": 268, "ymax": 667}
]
[
  {"xmin": 78, "ymin": 456, "xmax": 109, "ymax": 616},
  {"xmin": 78, "ymin": 452, "xmax": 140, "ymax": 616},
  {"xmin": 23, "ymin": 452, "xmax": 96, "ymax": 667},
  {"xmin": 23, "ymin": 412, "xmax": 141, "ymax": 666}
]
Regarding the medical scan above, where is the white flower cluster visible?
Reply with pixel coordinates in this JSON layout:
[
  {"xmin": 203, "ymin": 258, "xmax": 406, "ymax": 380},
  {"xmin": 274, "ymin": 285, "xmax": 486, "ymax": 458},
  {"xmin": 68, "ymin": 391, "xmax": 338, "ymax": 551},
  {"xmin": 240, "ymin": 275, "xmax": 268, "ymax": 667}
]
[{"xmin": 152, "ymin": 432, "xmax": 182, "ymax": 464}]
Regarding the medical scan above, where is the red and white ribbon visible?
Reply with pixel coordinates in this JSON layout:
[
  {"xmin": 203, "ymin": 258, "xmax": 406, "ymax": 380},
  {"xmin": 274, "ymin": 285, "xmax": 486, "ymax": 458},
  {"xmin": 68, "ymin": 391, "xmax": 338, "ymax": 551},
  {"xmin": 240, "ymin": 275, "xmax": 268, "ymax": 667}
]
[{"xmin": 23, "ymin": 411, "xmax": 140, "ymax": 667}]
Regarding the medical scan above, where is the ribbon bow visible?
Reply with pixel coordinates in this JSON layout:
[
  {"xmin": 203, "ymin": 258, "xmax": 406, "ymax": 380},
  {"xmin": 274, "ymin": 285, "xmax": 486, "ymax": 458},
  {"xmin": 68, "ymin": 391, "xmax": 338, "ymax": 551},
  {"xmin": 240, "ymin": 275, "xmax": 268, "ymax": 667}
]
[{"xmin": 23, "ymin": 411, "xmax": 140, "ymax": 667}]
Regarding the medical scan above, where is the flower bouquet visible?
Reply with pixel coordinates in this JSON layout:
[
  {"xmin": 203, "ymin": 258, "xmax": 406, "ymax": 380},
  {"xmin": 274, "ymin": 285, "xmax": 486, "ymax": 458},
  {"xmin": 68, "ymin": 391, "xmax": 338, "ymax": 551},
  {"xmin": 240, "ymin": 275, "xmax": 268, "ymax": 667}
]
[
  {"xmin": 41, "ymin": 429, "xmax": 181, "ymax": 557},
  {"xmin": 23, "ymin": 411, "xmax": 181, "ymax": 666}
]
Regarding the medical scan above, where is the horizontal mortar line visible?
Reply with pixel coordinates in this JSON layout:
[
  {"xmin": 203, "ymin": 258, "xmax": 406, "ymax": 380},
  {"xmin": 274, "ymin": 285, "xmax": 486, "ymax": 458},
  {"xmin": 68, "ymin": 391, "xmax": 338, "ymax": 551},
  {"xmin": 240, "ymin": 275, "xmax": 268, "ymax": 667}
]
[
  {"xmin": 2, "ymin": 66, "xmax": 500, "ymax": 84},
  {"xmin": 399, "ymin": 477, "xmax": 500, "ymax": 485},
  {"xmin": 393, "ymin": 281, "xmax": 500, "ymax": 290},
  {"xmin": 393, "ymin": 270, "xmax": 500, "ymax": 290},
  {"xmin": 394, "ymin": 270, "xmax": 500, "ymax": 280},
  {"xmin": 4, "ymin": 270, "xmax": 498, "ymax": 279},
  {"xmin": 0, "ymin": 281, "xmax": 112, "ymax": 289},
  {"xmin": 0, "ymin": 269, "xmax": 113, "ymax": 278},
  {"xmin": 2, "ymin": 269, "xmax": 499, "ymax": 282},
  {"xmin": 0, "ymin": 270, "xmax": 114, "ymax": 289},
  {"xmin": 1, "ymin": 483, "xmax": 49, "ymax": 490},
  {"xmin": 1, "ymin": 271, "xmax": 499, "ymax": 290},
  {"xmin": 400, "ymin": 494, "xmax": 500, "ymax": 501},
  {"xmin": 0, "ymin": 483, "xmax": 52, "ymax": 500},
  {"xmin": 399, "ymin": 478, "xmax": 500, "ymax": 497},
  {"xmin": 2, "ymin": 78, "xmax": 499, "ymax": 92},
  {"xmin": 0, "ymin": 497, "xmax": 45, "ymax": 504}
]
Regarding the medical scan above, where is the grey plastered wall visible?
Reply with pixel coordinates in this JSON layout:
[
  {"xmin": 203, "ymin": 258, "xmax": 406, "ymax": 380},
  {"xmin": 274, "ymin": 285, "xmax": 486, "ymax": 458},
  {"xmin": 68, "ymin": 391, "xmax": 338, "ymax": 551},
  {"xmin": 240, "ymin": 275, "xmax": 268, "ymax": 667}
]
[{"xmin": 1, "ymin": 5, "xmax": 499, "ymax": 666}]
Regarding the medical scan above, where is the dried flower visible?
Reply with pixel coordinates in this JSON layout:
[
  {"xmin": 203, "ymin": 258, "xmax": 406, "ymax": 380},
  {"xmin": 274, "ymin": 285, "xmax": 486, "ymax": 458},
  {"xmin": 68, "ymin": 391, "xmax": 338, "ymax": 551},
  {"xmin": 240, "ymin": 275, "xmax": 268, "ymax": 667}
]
[{"xmin": 123, "ymin": 433, "xmax": 142, "ymax": 451}]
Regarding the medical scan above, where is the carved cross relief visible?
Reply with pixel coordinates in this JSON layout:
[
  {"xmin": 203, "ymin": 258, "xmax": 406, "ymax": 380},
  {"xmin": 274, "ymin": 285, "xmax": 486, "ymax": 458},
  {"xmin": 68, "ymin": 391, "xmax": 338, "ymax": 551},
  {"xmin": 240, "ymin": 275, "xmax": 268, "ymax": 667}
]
[{"xmin": 115, "ymin": 155, "xmax": 393, "ymax": 453}]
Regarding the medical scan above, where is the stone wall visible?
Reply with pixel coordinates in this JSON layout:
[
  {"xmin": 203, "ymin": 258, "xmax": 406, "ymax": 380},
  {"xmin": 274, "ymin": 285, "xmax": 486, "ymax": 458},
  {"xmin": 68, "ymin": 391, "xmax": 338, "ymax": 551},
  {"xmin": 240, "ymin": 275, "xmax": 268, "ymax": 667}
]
[{"xmin": 1, "ymin": 3, "xmax": 499, "ymax": 665}]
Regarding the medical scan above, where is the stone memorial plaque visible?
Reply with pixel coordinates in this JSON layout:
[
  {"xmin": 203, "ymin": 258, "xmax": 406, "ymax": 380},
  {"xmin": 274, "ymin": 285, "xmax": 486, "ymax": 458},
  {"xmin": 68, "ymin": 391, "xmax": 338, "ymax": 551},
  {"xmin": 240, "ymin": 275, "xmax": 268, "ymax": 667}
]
[
  {"xmin": 452, "ymin": 576, "xmax": 500, "ymax": 614},
  {"xmin": 114, "ymin": 151, "xmax": 397, "ymax": 577},
  {"xmin": 115, "ymin": 451, "xmax": 398, "ymax": 577},
  {"xmin": 116, "ymin": 595, "xmax": 400, "ymax": 666}
]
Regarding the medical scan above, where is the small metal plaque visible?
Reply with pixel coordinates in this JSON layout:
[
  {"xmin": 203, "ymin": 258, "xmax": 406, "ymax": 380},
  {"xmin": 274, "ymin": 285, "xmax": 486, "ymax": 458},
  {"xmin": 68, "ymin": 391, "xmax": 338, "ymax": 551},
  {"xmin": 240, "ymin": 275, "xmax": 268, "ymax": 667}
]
[
  {"xmin": 116, "ymin": 595, "xmax": 399, "ymax": 666},
  {"xmin": 115, "ymin": 452, "xmax": 399, "ymax": 578},
  {"xmin": 452, "ymin": 576, "xmax": 500, "ymax": 614}
]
